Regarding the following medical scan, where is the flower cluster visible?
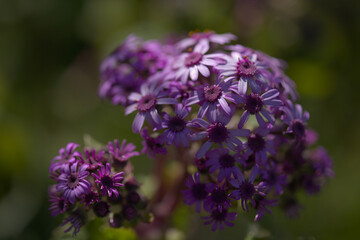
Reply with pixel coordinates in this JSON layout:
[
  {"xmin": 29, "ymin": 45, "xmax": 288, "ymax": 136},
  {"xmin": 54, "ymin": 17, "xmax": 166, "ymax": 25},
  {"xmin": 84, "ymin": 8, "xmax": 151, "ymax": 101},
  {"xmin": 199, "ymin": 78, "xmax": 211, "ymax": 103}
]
[
  {"xmin": 48, "ymin": 140, "xmax": 150, "ymax": 235},
  {"xmin": 99, "ymin": 31, "xmax": 334, "ymax": 231}
]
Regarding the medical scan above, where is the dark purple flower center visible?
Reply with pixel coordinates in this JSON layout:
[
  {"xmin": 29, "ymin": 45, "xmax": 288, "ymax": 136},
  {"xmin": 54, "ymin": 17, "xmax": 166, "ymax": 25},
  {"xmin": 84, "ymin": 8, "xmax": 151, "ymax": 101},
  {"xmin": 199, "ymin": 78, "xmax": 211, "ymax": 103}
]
[
  {"xmin": 168, "ymin": 116, "xmax": 186, "ymax": 132},
  {"xmin": 291, "ymin": 119, "xmax": 305, "ymax": 138},
  {"xmin": 84, "ymin": 192, "xmax": 98, "ymax": 205},
  {"xmin": 239, "ymin": 181, "xmax": 255, "ymax": 199},
  {"xmin": 219, "ymin": 154, "xmax": 235, "ymax": 168},
  {"xmin": 195, "ymin": 157, "xmax": 209, "ymax": 173},
  {"xmin": 237, "ymin": 57, "xmax": 257, "ymax": 76},
  {"xmin": 58, "ymin": 199, "xmax": 66, "ymax": 211},
  {"xmin": 122, "ymin": 204, "xmax": 138, "ymax": 220},
  {"xmin": 93, "ymin": 201, "xmax": 110, "ymax": 217},
  {"xmin": 145, "ymin": 137, "xmax": 163, "ymax": 151},
  {"xmin": 207, "ymin": 123, "xmax": 229, "ymax": 143},
  {"xmin": 211, "ymin": 188, "xmax": 227, "ymax": 204},
  {"xmin": 101, "ymin": 176, "xmax": 114, "ymax": 189},
  {"xmin": 191, "ymin": 183, "xmax": 208, "ymax": 200},
  {"xmin": 204, "ymin": 85, "xmax": 222, "ymax": 103},
  {"xmin": 245, "ymin": 93, "xmax": 263, "ymax": 114},
  {"xmin": 137, "ymin": 95, "xmax": 157, "ymax": 112},
  {"xmin": 248, "ymin": 134, "xmax": 266, "ymax": 152},
  {"xmin": 185, "ymin": 52, "xmax": 203, "ymax": 67},
  {"xmin": 67, "ymin": 174, "xmax": 79, "ymax": 189},
  {"xmin": 210, "ymin": 209, "xmax": 227, "ymax": 221},
  {"xmin": 265, "ymin": 171, "xmax": 278, "ymax": 185}
]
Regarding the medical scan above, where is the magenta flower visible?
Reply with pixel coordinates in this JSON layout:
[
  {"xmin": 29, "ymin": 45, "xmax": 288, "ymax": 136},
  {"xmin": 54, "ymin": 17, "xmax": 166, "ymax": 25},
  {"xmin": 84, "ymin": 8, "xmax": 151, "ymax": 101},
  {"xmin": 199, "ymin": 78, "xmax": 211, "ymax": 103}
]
[
  {"xmin": 140, "ymin": 127, "xmax": 167, "ymax": 158},
  {"xmin": 181, "ymin": 172, "xmax": 211, "ymax": 213},
  {"xmin": 48, "ymin": 194, "xmax": 68, "ymax": 217},
  {"xmin": 159, "ymin": 103, "xmax": 192, "ymax": 147},
  {"xmin": 125, "ymin": 82, "xmax": 177, "ymax": 133},
  {"xmin": 79, "ymin": 148, "xmax": 105, "ymax": 171},
  {"xmin": 173, "ymin": 40, "xmax": 222, "ymax": 82},
  {"xmin": 237, "ymin": 89, "xmax": 283, "ymax": 129},
  {"xmin": 185, "ymin": 80, "xmax": 241, "ymax": 119},
  {"xmin": 202, "ymin": 208, "xmax": 237, "ymax": 231},
  {"xmin": 177, "ymin": 31, "xmax": 236, "ymax": 50},
  {"xmin": 107, "ymin": 139, "xmax": 139, "ymax": 166},
  {"xmin": 218, "ymin": 52, "xmax": 269, "ymax": 94},
  {"xmin": 49, "ymin": 142, "xmax": 81, "ymax": 173},
  {"xmin": 92, "ymin": 163, "xmax": 124, "ymax": 197},
  {"xmin": 57, "ymin": 163, "xmax": 91, "ymax": 204},
  {"xmin": 206, "ymin": 148, "xmax": 243, "ymax": 181}
]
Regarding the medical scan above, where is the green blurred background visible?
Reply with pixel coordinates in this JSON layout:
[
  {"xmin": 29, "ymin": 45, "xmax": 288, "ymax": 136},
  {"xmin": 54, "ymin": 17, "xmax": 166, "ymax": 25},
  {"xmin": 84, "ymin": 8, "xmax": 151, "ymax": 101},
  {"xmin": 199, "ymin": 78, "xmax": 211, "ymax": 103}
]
[{"xmin": 0, "ymin": 0, "xmax": 359, "ymax": 239}]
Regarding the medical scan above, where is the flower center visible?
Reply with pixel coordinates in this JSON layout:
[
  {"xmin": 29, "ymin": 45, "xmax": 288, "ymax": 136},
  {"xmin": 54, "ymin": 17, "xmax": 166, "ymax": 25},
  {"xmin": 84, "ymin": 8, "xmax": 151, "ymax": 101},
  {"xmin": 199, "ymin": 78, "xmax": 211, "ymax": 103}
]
[
  {"xmin": 236, "ymin": 57, "xmax": 257, "ymax": 76},
  {"xmin": 207, "ymin": 123, "xmax": 229, "ymax": 143},
  {"xmin": 245, "ymin": 93, "xmax": 263, "ymax": 114},
  {"xmin": 185, "ymin": 52, "xmax": 203, "ymax": 67},
  {"xmin": 219, "ymin": 153, "xmax": 235, "ymax": 168},
  {"xmin": 191, "ymin": 183, "xmax": 208, "ymax": 200},
  {"xmin": 291, "ymin": 119, "xmax": 305, "ymax": 138},
  {"xmin": 204, "ymin": 85, "xmax": 222, "ymax": 103},
  {"xmin": 211, "ymin": 188, "xmax": 227, "ymax": 204},
  {"xmin": 101, "ymin": 176, "xmax": 114, "ymax": 189},
  {"xmin": 239, "ymin": 180, "xmax": 255, "ymax": 199},
  {"xmin": 168, "ymin": 116, "xmax": 186, "ymax": 132},
  {"xmin": 210, "ymin": 209, "xmax": 227, "ymax": 221},
  {"xmin": 247, "ymin": 134, "xmax": 266, "ymax": 152},
  {"xmin": 137, "ymin": 95, "xmax": 157, "ymax": 112},
  {"xmin": 67, "ymin": 174, "xmax": 79, "ymax": 189}
]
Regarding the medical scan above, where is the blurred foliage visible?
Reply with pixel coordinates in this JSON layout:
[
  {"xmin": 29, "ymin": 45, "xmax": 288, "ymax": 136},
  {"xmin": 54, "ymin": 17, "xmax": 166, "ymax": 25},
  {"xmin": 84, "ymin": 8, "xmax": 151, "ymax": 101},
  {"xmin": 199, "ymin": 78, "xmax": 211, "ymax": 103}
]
[{"xmin": 0, "ymin": 0, "xmax": 359, "ymax": 239}]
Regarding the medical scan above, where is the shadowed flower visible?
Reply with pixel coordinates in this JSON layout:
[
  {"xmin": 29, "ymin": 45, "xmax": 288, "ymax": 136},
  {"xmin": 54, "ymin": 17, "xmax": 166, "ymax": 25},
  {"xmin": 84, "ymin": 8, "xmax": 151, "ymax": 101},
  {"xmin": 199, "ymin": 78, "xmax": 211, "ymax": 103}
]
[
  {"xmin": 202, "ymin": 208, "xmax": 237, "ymax": 231},
  {"xmin": 204, "ymin": 183, "xmax": 233, "ymax": 212},
  {"xmin": 107, "ymin": 139, "xmax": 139, "ymax": 167},
  {"xmin": 61, "ymin": 210, "xmax": 86, "ymax": 236},
  {"xmin": 49, "ymin": 194, "xmax": 68, "ymax": 217},
  {"xmin": 206, "ymin": 148, "xmax": 242, "ymax": 181},
  {"xmin": 182, "ymin": 172, "xmax": 211, "ymax": 213},
  {"xmin": 281, "ymin": 100, "xmax": 310, "ymax": 140},
  {"xmin": 92, "ymin": 163, "xmax": 124, "ymax": 197},
  {"xmin": 140, "ymin": 127, "xmax": 167, "ymax": 158}
]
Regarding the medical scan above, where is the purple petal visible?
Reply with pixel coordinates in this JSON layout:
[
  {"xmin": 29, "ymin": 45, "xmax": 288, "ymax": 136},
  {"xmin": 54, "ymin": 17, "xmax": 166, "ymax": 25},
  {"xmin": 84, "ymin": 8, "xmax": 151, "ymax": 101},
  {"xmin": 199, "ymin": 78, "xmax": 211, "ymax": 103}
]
[{"xmin": 132, "ymin": 113, "xmax": 145, "ymax": 133}]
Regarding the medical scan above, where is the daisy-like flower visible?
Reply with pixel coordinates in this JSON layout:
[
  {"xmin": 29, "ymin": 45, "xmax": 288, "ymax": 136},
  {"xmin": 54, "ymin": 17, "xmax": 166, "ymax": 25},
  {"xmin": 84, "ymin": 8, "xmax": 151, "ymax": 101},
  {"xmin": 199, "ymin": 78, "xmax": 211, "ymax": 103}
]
[
  {"xmin": 237, "ymin": 89, "xmax": 283, "ymax": 129},
  {"xmin": 182, "ymin": 172, "xmax": 211, "ymax": 213},
  {"xmin": 81, "ymin": 190, "xmax": 100, "ymax": 207},
  {"xmin": 49, "ymin": 142, "xmax": 81, "ymax": 173},
  {"xmin": 107, "ymin": 139, "xmax": 139, "ymax": 167},
  {"xmin": 159, "ymin": 103, "xmax": 192, "ymax": 147},
  {"xmin": 186, "ymin": 79, "xmax": 241, "ymax": 119},
  {"xmin": 202, "ymin": 208, "xmax": 237, "ymax": 231},
  {"xmin": 206, "ymin": 148, "xmax": 243, "ymax": 181},
  {"xmin": 79, "ymin": 148, "xmax": 105, "ymax": 171},
  {"xmin": 173, "ymin": 39, "xmax": 222, "ymax": 82},
  {"xmin": 125, "ymin": 82, "xmax": 177, "ymax": 133},
  {"xmin": 253, "ymin": 194, "xmax": 278, "ymax": 221},
  {"xmin": 190, "ymin": 108, "xmax": 250, "ymax": 159},
  {"xmin": 229, "ymin": 166, "xmax": 266, "ymax": 212},
  {"xmin": 218, "ymin": 52, "xmax": 269, "ymax": 94},
  {"xmin": 261, "ymin": 161, "xmax": 287, "ymax": 195},
  {"xmin": 140, "ymin": 127, "xmax": 167, "ymax": 158},
  {"xmin": 92, "ymin": 163, "xmax": 124, "ymax": 197},
  {"xmin": 281, "ymin": 100, "xmax": 310, "ymax": 140},
  {"xmin": 204, "ymin": 183, "xmax": 233, "ymax": 212},
  {"xmin": 243, "ymin": 127, "xmax": 275, "ymax": 167},
  {"xmin": 48, "ymin": 194, "xmax": 68, "ymax": 217},
  {"xmin": 177, "ymin": 31, "xmax": 236, "ymax": 50},
  {"xmin": 57, "ymin": 163, "xmax": 91, "ymax": 204}
]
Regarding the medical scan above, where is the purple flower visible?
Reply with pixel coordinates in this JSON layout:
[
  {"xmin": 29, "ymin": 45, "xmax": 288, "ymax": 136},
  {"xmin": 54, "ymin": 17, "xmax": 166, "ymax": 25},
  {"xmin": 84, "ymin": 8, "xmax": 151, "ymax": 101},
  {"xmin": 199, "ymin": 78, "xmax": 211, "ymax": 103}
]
[
  {"xmin": 173, "ymin": 40, "xmax": 222, "ymax": 82},
  {"xmin": 229, "ymin": 166, "xmax": 266, "ymax": 211},
  {"xmin": 159, "ymin": 103, "xmax": 192, "ymax": 147},
  {"xmin": 61, "ymin": 211, "xmax": 85, "ymax": 236},
  {"xmin": 177, "ymin": 31, "xmax": 236, "ymax": 50},
  {"xmin": 57, "ymin": 163, "xmax": 91, "ymax": 204},
  {"xmin": 253, "ymin": 194, "xmax": 278, "ymax": 221},
  {"xmin": 190, "ymin": 109, "xmax": 250, "ymax": 159},
  {"xmin": 125, "ymin": 82, "xmax": 177, "ymax": 133},
  {"xmin": 92, "ymin": 163, "xmax": 124, "ymax": 197},
  {"xmin": 202, "ymin": 208, "xmax": 237, "ymax": 231},
  {"xmin": 309, "ymin": 146, "xmax": 334, "ymax": 178},
  {"xmin": 49, "ymin": 194, "xmax": 68, "ymax": 217},
  {"xmin": 206, "ymin": 148, "xmax": 243, "ymax": 181},
  {"xmin": 182, "ymin": 172, "xmax": 211, "ymax": 213},
  {"xmin": 49, "ymin": 142, "xmax": 81, "ymax": 173},
  {"xmin": 107, "ymin": 139, "xmax": 139, "ymax": 166},
  {"xmin": 186, "ymin": 80, "xmax": 241, "ymax": 119},
  {"xmin": 237, "ymin": 89, "xmax": 283, "ymax": 129},
  {"xmin": 281, "ymin": 100, "xmax": 310, "ymax": 140},
  {"xmin": 81, "ymin": 190, "xmax": 100, "ymax": 207},
  {"xmin": 243, "ymin": 127, "xmax": 275, "ymax": 166},
  {"xmin": 79, "ymin": 148, "xmax": 105, "ymax": 171},
  {"xmin": 204, "ymin": 183, "xmax": 233, "ymax": 212},
  {"xmin": 140, "ymin": 127, "xmax": 167, "ymax": 158},
  {"xmin": 218, "ymin": 52, "xmax": 269, "ymax": 94},
  {"xmin": 169, "ymin": 80, "xmax": 195, "ymax": 100},
  {"xmin": 261, "ymin": 161, "xmax": 287, "ymax": 195}
]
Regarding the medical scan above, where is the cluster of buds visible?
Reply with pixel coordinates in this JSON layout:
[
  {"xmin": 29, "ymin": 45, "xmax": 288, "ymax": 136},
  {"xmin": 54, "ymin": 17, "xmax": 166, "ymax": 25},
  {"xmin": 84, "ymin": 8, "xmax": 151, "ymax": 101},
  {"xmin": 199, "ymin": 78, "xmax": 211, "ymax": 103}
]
[
  {"xmin": 98, "ymin": 31, "xmax": 333, "ymax": 231},
  {"xmin": 48, "ymin": 140, "xmax": 150, "ymax": 235}
]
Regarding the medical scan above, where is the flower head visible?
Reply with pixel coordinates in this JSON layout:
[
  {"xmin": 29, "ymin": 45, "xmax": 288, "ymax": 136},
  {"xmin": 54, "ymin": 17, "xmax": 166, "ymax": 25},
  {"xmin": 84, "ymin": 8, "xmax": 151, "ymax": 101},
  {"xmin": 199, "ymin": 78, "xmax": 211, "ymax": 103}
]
[
  {"xmin": 182, "ymin": 172, "xmax": 211, "ymax": 213},
  {"xmin": 92, "ymin": 163, "xmax": 124, "ymax": 197},
  {"xmin": 202, "ymin": 208, "xmax": 237, "ymax": 231}
]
